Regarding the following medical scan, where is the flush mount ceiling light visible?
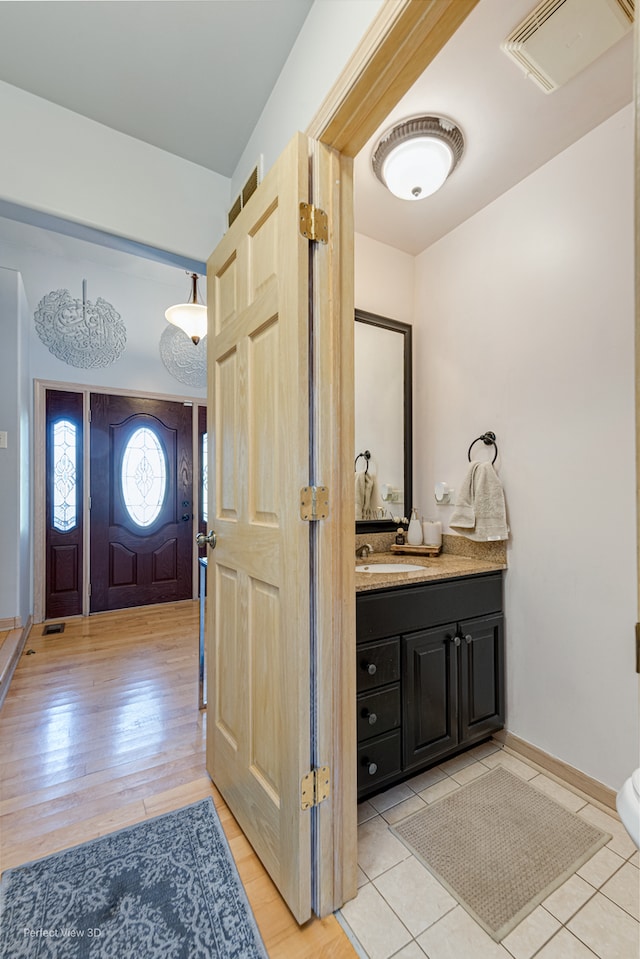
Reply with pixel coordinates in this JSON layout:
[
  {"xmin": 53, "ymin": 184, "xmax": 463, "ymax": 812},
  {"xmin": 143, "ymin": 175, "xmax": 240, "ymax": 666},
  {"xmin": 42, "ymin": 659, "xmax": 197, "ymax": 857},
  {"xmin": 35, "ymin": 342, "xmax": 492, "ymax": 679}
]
[
  {"xmin": 372, "ymin": 116, "xmax": 464, "ymax": 201},
  {"xmin": 165, "ymin": 272, "xmax": 207, "ymax": 344}
]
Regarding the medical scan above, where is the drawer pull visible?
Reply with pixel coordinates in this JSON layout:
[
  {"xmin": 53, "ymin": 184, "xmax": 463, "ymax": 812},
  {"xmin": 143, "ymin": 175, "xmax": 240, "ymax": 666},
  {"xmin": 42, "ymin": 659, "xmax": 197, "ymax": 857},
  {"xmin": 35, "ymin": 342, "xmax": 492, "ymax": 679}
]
[
  {"xmin": 361, "ymin": 709, "xmax": 377, "ymax": 726},
  {"xmin": 365, "ymin": 662, "xmax": 377, "ymax": 676},
  {"xmin": 362, "ymin": 759, "xmax": 378, "ymax": 776}
]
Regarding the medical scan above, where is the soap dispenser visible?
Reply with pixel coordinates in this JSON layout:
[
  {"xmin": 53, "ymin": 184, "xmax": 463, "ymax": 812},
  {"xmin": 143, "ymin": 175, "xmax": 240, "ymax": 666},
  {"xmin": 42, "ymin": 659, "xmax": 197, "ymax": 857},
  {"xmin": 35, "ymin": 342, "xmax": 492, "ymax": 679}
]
[{"xmin": 407, "ymin": 508, "xmax": 423, "ymax": 546}]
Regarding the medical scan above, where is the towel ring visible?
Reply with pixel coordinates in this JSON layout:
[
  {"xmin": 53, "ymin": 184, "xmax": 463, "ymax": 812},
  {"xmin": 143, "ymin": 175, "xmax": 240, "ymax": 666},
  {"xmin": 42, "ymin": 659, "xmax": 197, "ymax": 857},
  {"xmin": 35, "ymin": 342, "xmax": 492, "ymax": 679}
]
[
  {"xmin": 468, "ymin": 431, "xmax": 498, "ymax": 465},
  {"xmin": 355, "ymin": 450, "xmax": 371, "ymax": 473}
]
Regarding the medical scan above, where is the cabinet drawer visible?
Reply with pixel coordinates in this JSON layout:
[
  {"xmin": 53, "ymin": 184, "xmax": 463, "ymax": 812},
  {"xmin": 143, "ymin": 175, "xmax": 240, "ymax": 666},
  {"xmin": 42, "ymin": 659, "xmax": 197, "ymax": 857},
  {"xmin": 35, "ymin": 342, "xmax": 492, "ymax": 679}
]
[
  {"xmin": 357, "ymin": 638, "xmax": 400, "ymax": 692},
  {"xmin": 357, "ymin": 573, "xmax": 503, "ymax": 642},
  {"xmin": 357, "ymin": 685, "xmax": 401, "ymax": 741},
  {"xmin": 357, "ymin": 730, "xmax": 402, "ymax": 794}
]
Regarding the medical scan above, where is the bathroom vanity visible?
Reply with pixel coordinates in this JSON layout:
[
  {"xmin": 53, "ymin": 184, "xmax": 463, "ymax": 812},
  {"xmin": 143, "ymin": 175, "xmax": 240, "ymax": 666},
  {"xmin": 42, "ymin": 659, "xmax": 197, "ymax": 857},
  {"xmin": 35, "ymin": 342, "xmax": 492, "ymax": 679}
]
[{"xmin": 356, "ymin": 558, "xmax": 505, "ymax": 799}]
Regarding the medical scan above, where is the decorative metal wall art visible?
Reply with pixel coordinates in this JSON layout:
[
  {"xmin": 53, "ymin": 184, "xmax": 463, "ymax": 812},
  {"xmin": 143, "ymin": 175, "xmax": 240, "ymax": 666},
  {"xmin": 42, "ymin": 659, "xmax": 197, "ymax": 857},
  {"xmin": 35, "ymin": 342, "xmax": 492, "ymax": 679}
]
[
  {"xmin": 159, "ymin": 325, "xmax": 207, "ymax": 388},
  {"xmin": 34, "ymin": 281, "xmax": 126, "ymax": 368}
]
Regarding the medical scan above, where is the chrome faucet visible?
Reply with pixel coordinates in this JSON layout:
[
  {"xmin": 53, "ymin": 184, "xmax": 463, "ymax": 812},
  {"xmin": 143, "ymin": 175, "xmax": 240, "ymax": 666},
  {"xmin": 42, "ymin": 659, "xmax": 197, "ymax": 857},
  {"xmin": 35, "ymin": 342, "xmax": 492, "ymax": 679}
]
[{"xmin": 356, "ymin": 543, "xmax": 373, "ymax": 559}]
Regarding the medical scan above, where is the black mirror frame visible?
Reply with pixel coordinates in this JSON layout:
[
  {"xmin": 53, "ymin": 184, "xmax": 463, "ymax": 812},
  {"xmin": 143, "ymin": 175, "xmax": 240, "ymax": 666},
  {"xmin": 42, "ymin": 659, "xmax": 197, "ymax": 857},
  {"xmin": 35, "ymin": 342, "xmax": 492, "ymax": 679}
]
[{"xmin": 355, "ymin": 309, "xmax": 412, "ymax": 533}]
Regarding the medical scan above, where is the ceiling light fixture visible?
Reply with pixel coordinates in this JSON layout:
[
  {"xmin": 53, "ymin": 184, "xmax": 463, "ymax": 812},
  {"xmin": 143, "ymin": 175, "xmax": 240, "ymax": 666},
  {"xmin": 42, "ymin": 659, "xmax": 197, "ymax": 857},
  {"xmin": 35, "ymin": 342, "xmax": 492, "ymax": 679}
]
[
  {"xmin": 165, "ymin": 272, "xmax": 207, "ymax": 345},
  {"xmin": 372, "ymin": 116, "xmax": 464, "ymax": 201}
]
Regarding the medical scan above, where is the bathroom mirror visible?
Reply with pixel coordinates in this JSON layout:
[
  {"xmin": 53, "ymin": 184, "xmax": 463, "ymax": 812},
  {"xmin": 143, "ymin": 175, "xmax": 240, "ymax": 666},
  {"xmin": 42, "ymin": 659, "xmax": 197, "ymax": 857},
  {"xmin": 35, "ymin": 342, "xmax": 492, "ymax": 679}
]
[{"xmin": 355, "ymin": 309, "xmax": 412, "ymax": 533}]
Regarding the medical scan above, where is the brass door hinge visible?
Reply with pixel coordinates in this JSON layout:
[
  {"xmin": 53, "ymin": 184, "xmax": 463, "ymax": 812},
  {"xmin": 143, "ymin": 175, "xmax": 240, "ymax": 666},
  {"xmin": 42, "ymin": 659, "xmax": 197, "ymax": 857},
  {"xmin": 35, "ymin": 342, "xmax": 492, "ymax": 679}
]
[
  {"xmin": 299, "ymin": 202, "xmax": 328, "ymax": 244},
  {"xmin": 301, "ymin": 765, "xmax": 330, "ymax": 810},
  {"xmin": 636, "ymin": 623, "xmax": 640, "ymax": 673},
  {"xmin": 300, "ymin": 486, "xmax": 329, "ymax": 521}
]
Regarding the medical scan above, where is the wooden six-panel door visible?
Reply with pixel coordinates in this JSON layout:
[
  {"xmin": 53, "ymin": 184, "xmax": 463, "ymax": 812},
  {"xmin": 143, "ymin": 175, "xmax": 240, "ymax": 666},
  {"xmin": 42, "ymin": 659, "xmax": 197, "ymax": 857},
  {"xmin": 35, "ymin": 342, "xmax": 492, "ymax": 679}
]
[{"xmin": 205, "ymin": 132, "xmax": 313, "ymax": 923}]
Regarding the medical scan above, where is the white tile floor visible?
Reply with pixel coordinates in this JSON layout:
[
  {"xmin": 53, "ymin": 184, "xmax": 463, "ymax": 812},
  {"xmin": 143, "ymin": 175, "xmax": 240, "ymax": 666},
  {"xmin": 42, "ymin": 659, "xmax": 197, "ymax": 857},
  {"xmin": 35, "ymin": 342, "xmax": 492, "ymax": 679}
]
[{"xmin": 338, "ymin": 743, "xmax": 640, "ymax": 959}]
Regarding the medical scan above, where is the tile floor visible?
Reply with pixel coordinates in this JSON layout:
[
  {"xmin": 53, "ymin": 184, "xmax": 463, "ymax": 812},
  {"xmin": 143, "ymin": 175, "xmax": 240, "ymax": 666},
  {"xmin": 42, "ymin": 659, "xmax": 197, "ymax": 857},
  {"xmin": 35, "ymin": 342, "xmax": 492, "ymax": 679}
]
[{"xmin": 338, "ymin": 743, "xmax": 639, "ymax": 959}]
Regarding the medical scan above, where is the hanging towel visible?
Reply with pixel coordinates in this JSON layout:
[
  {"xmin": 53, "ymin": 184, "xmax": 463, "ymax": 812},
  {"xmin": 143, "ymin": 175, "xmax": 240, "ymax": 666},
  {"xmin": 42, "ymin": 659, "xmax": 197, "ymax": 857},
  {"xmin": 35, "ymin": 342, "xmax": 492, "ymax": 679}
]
[
  {"xmin": 449, "ymin": 461, "xmax": 509, "ymax": 541},
  {"xmin": 355, "ymin": 470, "xmax": 374, "ymax": 520}
]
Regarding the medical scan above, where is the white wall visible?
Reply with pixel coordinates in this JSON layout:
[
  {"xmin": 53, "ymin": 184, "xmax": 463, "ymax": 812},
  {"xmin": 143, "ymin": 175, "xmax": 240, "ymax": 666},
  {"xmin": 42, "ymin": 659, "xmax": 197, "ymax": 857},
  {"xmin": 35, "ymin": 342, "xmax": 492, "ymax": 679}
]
[
  {"xmin": 0, "ymin": 80, "xmax": 230, "ymax": 262},
  {"xmin": 231, "ymin": 0, "xmax": 384, "ymax": 193},
  {"xmin": 409, "ymin": 105, "xmax": 637, "ymax": 790},
  {"xmin": 0, "ymin": 218, "xmax": 207, "ymax": 399},
  {"xmin": 0, "ymin": 1, "xmax": 384, "ymax": 260},
  {"xmin": 355, "ymin": 233, "xmax": 414, "ymax": 323},
  {"xmin": 0, "ymin": 268, "xmax": 30, "ymax": 625}
]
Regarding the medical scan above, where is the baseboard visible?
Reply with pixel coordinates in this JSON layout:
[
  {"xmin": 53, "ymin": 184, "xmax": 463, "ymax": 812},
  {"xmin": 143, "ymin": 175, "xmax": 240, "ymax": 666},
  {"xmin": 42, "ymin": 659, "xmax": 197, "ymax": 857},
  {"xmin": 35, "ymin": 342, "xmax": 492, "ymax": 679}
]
[
  {"xmin": 0, "ymin": 616, "xmax": 22, "ymax": 630},
  {"xmin": 493, "ymin": 730, "xmax": 617, "ymax": 812},
  {"xmin": 0, "ymin": 616, "xmax": 32, "ymax": 711}
]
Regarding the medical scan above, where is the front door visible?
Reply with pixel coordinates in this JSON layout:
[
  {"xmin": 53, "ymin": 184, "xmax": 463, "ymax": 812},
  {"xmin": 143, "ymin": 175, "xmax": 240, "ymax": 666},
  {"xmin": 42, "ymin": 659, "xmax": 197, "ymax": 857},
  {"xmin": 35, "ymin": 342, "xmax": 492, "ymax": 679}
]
[
  {"xmin": 205, "ymin": 132, "xmax": 315, "ymax": 923},
  {"xmin": 89, "ymin": 393, "xmax": 193, "ymax": 612}
]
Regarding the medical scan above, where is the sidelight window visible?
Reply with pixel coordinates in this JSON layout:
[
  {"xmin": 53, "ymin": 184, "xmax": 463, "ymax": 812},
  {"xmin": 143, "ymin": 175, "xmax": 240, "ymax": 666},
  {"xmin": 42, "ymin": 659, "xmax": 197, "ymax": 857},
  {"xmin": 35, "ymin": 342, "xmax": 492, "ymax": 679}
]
[
  {"xmin": 201, "ymin": 432, "xmax": 208, "ymax": 524},
  {"xmin": 121, "ymin": 427, "xmax": 167, "ymax": 527},
  {"xmin": 52, "ymin": 418, "xmax": 77, "ymax": 532}
]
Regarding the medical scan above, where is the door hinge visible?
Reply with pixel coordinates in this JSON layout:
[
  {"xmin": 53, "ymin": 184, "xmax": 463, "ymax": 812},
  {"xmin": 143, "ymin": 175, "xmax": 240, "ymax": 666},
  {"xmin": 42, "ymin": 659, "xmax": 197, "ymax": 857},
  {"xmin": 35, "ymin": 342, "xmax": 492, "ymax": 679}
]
[
  {"xmin": 299, "ymin": 202, "xmax": 328, "ymax": 244},
  {"xmin": 88, "ymin": 584, "xmax": 91, "ymax": 597},
  {"xmin": 636, "ymin": 623, "xmax": 640, "ymax": 673},
  {"xmin": 301, "ymin": 765, "xmax": 330, "ymax": 810},
  {"xmin": 300, "ymin": 485, "xmax": 329, "ymax": 521}
]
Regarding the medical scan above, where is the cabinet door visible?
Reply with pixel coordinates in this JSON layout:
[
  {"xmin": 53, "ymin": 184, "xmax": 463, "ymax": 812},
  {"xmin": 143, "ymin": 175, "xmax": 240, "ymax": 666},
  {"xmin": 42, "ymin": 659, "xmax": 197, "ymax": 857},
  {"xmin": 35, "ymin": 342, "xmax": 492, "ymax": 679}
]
[
  {"xmin": 403, "ymin": 625, "xmax": 459, "ymax": 769},
  {"xmin": 459, "ymin": 613, "xmax": 504, "ymax": 742}
]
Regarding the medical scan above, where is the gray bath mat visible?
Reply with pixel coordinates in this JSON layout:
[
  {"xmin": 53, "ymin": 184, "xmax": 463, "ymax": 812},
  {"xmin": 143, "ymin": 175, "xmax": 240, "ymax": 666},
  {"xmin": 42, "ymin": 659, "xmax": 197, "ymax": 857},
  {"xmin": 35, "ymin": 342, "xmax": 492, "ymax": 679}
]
[{"xmin": 392, "ymin": 765, "xmax": 610, "ymax": 941}]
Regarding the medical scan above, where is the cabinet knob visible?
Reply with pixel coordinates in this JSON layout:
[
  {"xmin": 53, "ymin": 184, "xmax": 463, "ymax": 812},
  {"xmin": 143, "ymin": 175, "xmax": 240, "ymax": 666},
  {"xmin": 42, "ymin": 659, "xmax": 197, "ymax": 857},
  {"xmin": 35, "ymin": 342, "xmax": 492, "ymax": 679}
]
[
  {"xmin": 453, "ymin": 635, "xmax": 461, "ymax": 647},
  {"xmin": 365, "ymin": 761, "xmax": 378, "ymax": 775},
  {"xmin": 465, "ymin": 634, "xmax": 472, "ymax": 644},
  {"xmin": 366, "ymin": 662, "xmax": 377, "ymax": 676},
  {"xmin": 362, "ymin": 710, "xmax": 377, "ymax": 726}
]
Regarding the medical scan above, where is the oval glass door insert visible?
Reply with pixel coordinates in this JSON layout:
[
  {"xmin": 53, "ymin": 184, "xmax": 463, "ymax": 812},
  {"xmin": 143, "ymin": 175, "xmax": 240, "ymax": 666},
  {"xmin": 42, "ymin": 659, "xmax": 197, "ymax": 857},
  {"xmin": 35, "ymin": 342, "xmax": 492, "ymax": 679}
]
[{"xmin": 121, "ymin": 426, "xmax": 167, "ymax": 527}]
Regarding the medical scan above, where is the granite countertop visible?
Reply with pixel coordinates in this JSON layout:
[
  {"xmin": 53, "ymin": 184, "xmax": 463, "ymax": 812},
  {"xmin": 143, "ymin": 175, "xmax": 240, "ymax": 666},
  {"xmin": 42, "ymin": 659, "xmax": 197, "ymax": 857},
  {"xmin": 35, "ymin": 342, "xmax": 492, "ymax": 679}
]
[{"xmin": 355, "ymin": 551, "xmax": 507, "ymax": 592}]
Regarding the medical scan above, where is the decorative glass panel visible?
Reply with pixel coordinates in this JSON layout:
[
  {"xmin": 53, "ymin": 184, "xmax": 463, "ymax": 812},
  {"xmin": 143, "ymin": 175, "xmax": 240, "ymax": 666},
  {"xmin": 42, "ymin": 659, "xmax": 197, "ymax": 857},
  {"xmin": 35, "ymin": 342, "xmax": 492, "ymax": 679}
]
[
  {"xmin": 52, "ymin": 419, "xmax": 77, "ymax": 532},
  {"xmin": 121, "ymin": 427, "xmax": 167, "ymax": 527},
  {"xmin": 201, "ymin": 432, "xmax": 208, "ymax": 524}
]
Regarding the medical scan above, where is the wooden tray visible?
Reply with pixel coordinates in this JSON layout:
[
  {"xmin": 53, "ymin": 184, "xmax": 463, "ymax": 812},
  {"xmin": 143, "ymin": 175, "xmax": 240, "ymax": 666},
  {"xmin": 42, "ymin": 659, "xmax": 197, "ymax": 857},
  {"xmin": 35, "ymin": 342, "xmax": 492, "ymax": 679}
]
[{"xmin": 390, "ymin": 543, "xmax": 442, "ymax": 556}]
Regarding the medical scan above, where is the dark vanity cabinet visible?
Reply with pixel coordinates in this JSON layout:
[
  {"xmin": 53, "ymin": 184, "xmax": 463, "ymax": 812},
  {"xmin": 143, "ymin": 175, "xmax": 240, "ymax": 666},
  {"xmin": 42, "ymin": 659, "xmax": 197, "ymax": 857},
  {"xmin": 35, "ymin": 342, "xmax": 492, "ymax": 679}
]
[{"xmin": 356, "ymin": 573, "xmax": 504, "ymax": 799}]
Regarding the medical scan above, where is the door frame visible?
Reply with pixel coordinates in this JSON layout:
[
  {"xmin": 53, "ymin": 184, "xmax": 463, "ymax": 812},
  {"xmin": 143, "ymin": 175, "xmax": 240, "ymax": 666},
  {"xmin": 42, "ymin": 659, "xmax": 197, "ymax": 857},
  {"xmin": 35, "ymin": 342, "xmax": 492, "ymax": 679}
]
[
  {"xmin": 304, "ymin": 0, "xmax": 481, "ymax": 915},
  {"xmin": 33, "ymin": 378, "xmax": 205, "ymax": 622}
]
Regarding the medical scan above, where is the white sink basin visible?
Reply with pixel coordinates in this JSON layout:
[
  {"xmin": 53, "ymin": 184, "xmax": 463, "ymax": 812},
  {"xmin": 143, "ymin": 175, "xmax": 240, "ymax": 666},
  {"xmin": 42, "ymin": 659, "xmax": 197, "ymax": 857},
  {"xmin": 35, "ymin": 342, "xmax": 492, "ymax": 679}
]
[{"xmin": 356, "ymin": 563, "xmax": 425, "ymax": 573}]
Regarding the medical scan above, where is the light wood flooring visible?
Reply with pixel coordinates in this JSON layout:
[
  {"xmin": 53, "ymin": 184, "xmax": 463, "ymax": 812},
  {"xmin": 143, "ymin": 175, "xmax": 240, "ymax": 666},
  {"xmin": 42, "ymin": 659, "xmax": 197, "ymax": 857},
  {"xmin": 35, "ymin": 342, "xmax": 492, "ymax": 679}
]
[{"xmin": 0, "ymin": 602, "xmax": 356, "ymax": 959}]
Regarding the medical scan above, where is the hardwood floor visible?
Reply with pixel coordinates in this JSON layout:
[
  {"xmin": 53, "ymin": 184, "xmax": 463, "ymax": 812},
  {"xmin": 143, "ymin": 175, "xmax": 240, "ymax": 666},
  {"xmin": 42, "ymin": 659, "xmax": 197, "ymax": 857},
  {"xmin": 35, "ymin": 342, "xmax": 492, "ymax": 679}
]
[{"xmin": 0, "ymin": 602, "xmax": 356, "ymax": 958}]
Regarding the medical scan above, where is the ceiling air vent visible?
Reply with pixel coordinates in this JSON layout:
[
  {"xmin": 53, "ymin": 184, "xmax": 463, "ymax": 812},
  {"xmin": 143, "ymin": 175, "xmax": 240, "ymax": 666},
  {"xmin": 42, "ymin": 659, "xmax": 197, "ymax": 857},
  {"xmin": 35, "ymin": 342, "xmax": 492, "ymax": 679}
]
[
  {"xmin": 501, "ymin": 0, "xmax": 634, "ymax": 93},
  {"xmin": 227, "ymin": 160, "xmax": 263, "ymax": 228}
]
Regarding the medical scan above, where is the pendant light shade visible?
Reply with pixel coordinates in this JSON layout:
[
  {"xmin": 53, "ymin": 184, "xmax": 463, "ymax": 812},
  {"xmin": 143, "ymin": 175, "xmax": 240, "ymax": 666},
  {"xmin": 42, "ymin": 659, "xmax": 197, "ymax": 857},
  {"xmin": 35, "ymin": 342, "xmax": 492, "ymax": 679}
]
[
  {"xmin": 372, "ymin": 116, "xmax": 464, "ymax": 201},
  {"xmin": 165, "ymin": 272, "xmax": 207, "ymax": 344}
]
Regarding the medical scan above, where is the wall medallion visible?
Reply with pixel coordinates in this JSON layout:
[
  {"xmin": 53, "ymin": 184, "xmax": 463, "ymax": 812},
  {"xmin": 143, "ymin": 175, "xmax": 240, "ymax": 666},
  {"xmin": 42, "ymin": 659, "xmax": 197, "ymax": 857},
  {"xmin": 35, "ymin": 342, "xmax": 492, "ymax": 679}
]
[
  {"xmin": 159, "ymin": 325, "xmax": 207, "ymax": 388},
  {"xmin": 34, "ymin": 284, "xmax": 126, "ymax": 368}
]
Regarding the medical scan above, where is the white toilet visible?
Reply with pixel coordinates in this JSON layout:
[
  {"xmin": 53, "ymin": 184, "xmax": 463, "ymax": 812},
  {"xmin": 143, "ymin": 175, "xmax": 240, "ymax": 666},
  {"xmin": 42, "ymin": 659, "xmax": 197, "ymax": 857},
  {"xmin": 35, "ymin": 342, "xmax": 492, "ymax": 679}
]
[{"xmin": 616, "ymin": 768, "xmax": 640, "ymax": 848}]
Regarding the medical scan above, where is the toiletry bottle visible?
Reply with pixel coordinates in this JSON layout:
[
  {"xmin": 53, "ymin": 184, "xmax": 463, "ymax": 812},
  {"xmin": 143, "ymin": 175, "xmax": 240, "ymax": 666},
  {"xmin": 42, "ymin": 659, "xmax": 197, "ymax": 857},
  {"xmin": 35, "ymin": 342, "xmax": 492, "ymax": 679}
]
[
  {"xmin": 407, "ymin": 507, "xmax": 423, "ymax": 546},
  {"xmin": 395, "ymin": 527, "xmax": 405, "ymax": 546}
]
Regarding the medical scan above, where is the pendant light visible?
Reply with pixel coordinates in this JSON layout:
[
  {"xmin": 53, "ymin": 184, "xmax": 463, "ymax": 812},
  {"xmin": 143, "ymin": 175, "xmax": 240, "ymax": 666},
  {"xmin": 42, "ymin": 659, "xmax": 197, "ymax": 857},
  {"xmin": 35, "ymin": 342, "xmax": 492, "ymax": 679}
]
[
  {"xmin": 165, "ymin": 272, "xmax": 207, "ymax": 344},
  {"xmin": 372, "ymin": 116, "xmax": 464, "ymax": 201}
]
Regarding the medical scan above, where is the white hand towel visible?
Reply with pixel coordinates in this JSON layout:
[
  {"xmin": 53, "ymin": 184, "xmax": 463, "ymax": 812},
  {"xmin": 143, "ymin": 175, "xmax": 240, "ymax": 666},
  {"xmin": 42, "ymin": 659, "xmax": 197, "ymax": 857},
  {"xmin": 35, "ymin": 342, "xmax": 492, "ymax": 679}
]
[
  {"xmin": 355, "ymin": 471, "xmax": 374, "ymax": 520},
  {"xmin": 450, "ymin": 462, "xmax": 509, "ymax": 542}
]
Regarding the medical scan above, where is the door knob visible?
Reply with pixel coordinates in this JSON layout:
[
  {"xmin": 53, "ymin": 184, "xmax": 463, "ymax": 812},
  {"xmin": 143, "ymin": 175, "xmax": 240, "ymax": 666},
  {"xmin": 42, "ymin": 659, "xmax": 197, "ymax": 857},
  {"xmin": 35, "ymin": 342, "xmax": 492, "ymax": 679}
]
[{"xmin": 196, "ymin": 530, "xmax": 217, "ymax": 549}]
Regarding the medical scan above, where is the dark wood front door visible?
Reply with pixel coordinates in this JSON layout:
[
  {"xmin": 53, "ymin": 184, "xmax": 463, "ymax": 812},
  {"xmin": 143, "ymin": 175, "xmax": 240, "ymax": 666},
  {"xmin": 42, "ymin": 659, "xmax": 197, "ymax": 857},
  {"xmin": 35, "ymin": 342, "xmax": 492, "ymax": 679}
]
[{"xmin": 89, "ymin": 394, "xmax": 193, "ymax": 612}]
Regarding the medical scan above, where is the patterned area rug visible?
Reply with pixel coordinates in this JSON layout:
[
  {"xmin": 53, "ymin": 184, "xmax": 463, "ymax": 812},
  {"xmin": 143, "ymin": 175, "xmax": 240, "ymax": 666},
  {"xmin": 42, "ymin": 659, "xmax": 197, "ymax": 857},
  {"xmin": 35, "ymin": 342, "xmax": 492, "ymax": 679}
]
[
  {"xmin": 0, "ymin": 798, "xmax": 268, "ymax": 959},
  {"xmin": 393, "ymin": 766, "xmax": 610, "ymax": 941}
]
